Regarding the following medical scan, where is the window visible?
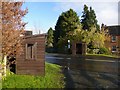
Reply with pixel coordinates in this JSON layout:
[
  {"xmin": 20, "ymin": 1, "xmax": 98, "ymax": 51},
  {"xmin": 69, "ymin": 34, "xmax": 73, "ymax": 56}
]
[
  {"xmin": 111, "ymin": 36, "xmax": 116, "ymax": 42},
  {"xmin": 112, "ymin": 46, "xmax": 117, "ymax": 52},
  {"xmin": 26, "ymin": 43, "xmax": 37, "ymax": 59}
]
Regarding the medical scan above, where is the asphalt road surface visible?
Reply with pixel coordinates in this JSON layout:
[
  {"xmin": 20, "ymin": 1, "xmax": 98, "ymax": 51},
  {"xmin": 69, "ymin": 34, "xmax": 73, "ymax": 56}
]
[{"xmin": 45, "ymin": 53, "xmax": 120, "ymax": 89}]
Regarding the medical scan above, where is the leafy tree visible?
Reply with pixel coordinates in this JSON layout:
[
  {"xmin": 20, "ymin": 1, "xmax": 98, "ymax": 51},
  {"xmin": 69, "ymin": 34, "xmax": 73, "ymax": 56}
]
[
  {"xmin": 100, "ymin": 23, "xmax": 111, "ymax": 52},
  {"xmin": 1, "ymin": 1, "xmax": 27, "ymax": 76},
  {"xmin": 54, "ymin": 9, "xmax": 81, "ymax": 48},
  {"xmin": 86, "ymin": 26, "xmax": 110, "ymax": 54},
  {"xmin": 81, "ymin": 5, "xmax": 100, "ymax": 31},
  {"xmin": 67, "ymin": 24, "xmax": 89, "ymax": 43},
  {"xmin": 47, "ymin": 27, "xmax": 54, "ymax": 47}
]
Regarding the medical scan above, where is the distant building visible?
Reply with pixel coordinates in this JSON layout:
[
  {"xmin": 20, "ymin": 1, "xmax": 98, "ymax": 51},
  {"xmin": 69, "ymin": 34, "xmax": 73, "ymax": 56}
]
[
  {"xmin": 24, "ymin": 30, "xmax": 33, "ymax": 36},
  {"xmin": 105, "ymin": 25, "xmax": 120, "ymax": 55}
]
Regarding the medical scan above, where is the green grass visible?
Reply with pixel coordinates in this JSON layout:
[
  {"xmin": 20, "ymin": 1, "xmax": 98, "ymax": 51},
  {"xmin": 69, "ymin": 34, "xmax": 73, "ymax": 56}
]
[
  {"xmin": 2, "ymin": 62, "xmax": 65, "ymax": 88},
  {"xmin": 86, "ymin": 53, "xmax": 119, "ymax": 58}
]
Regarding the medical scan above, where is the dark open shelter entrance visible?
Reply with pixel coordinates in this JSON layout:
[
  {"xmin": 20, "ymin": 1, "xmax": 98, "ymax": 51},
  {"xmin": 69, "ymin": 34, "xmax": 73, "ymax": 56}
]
[
  {"xmin": 72, "ymin": 42, "xmax": 86, "ymax": 56},
  {"xmin": 76, "ymin": 43, "xmax": 82, "ymax": 54}
]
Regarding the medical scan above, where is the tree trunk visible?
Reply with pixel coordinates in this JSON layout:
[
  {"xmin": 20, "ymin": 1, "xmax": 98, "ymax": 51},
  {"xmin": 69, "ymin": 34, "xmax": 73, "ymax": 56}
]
[{"xmin": 3, "ymin": 55, "xmax": 7, "ymax": 76}]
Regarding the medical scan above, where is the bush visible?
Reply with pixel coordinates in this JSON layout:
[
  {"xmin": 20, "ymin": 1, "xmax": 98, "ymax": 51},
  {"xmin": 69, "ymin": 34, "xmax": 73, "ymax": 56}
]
[
  {"xmin": 87, "ymin": 48, "xmax": 93, "ymax": 54},
  {"xmin": 98, "ymin": 47, "xmax": 110, "ymax": 54},
  {"xmin": 87, "ymin": 48, "xmax": 99, "ymax": 54}
]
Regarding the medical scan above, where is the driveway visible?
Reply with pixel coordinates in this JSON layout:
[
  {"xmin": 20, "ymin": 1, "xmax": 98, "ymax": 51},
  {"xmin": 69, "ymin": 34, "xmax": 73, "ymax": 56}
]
[{"xmin": 45, "ymin": 53, "xmax": 120, "ymax": 89}]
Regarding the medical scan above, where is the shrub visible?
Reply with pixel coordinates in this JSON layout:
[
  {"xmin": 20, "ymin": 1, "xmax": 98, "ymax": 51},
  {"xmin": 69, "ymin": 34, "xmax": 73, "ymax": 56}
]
[
  {"xmin": 87, "ymin": 48, "xmax": 93, "ymax": 54},
  {"xmin": 87, "ymin": 48, "xmax": 99, "ymax": 54},
  {"xmin": 93, "ymin": 49, "xmax": 99, "ymax": 54},
  {"xmin": 98, "ymin": 47, "xmax": 110, "ymax": 54}
]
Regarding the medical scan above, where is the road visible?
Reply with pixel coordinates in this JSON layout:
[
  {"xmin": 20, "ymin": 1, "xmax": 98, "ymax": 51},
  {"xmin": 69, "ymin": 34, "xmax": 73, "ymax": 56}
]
[{"xmin": 45, "ymin": 53, "xmax": 120, "ymax": 89}]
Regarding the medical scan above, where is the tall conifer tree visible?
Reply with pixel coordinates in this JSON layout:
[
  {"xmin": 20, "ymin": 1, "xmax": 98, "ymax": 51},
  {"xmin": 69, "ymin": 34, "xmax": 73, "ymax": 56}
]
[
  {"xmin": 81, "ymin": 5, "xmax": 100, "ymax": 31},
  {"xmin": 54, "ymin": 9, "xmax": 80, "ymax": 46}
]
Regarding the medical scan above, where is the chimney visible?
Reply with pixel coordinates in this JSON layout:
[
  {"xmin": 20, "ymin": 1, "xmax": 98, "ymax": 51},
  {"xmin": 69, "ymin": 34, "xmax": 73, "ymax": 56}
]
[{"xmin": 24, "ymin": 31, "xmax": 33, "ymax": 36}]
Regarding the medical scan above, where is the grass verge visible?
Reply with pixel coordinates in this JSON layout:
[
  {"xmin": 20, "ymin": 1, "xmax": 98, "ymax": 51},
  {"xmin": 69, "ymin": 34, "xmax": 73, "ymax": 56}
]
[
  {"xmin": 2, "ymin": 62, "xmax": 65, "ymax": 88},
  {"xmin": 86, "ymin": 53, "xmax": 119, "ymax": 58}
]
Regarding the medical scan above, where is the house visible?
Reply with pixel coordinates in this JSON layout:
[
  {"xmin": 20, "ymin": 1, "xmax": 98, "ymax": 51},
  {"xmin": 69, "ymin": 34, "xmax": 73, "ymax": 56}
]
[
  {"xmin": 16, "ymin": 31, "xmax": 46, "ymax": 75},
  {"xmin": 105, "ymin": 25, "xmax": 120, "ymax": 55}
]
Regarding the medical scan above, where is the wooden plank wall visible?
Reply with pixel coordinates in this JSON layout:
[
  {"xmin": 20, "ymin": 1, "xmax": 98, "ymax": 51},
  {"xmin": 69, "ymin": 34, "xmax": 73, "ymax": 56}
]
[{"xmin": 16, "ymin": 34, "xmax": 45, "ymax": 75}]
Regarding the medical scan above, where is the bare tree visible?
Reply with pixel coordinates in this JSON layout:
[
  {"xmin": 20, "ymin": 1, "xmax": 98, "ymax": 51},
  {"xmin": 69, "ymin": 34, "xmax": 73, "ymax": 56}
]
[
  {"xmin": 0, "ymin": 1, "xmax": 2, "ymax": 63},
  {"xmin": 33, "ymin": 21, "xmax": 41, "ymax": 34},
  {"xmin": 1, "ymin": 1, "xmax": 28, "ymax": 76}
]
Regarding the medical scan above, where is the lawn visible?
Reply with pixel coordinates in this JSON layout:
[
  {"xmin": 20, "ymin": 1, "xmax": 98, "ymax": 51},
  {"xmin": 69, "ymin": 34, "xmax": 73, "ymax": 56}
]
[
  {"xmin": 86, "ymin": 53, "xmax": 119, "ymax": 58},
  {"xmin": 2, "ymin": 62, "xmax": 65, "ymax": 88}
]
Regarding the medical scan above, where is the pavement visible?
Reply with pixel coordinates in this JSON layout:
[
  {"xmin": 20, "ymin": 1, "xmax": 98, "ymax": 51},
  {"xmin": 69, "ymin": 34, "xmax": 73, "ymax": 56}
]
[{"xmin": 45, "ymin": 53, "xmax": 120, "ymax": 89}]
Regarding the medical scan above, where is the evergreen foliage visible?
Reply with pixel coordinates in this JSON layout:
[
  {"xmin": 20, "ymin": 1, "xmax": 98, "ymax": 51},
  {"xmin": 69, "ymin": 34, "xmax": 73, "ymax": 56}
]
[
  {"xmin": 81, "ymin": 5, "xmax": 100, "ymax": 31},
  {"xmin": 54, "ymin": 9, "xmax": 80, "ymax": 48},
  {"xmin": 47, "ymin": 27, "xmax": 54, "ymax": 47}
]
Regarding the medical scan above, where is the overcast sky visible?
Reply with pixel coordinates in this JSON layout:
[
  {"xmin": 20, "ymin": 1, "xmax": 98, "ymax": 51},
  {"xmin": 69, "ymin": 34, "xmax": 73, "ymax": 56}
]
[{"xmin": 22, "ymin": 0, "xmax": 119, "ymax": 34}]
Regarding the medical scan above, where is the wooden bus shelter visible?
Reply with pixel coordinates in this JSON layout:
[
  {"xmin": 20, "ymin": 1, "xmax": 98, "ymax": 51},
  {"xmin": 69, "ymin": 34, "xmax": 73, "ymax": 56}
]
[
  {"xmin": 16, "ymin": 32, "xmax": 46, "ymax": 75},
  {"xmin": 71, "ymin": 42, "xmax": 87, "ymax": 56}
]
